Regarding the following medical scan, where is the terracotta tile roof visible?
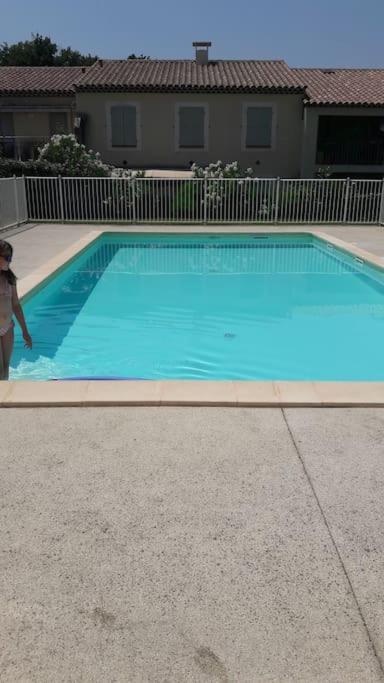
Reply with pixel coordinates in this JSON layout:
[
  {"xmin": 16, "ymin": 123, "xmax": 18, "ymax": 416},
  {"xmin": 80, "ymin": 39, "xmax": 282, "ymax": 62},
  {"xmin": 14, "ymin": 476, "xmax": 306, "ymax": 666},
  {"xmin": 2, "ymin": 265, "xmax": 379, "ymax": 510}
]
[
  {"xmin": 75, "ymin": 59, "xmax": 305, "ymax": 94},
  {"xmin": 0, "ymin": 66, "xmax": 87, "ymax": 95},
  {"xmin": 1, "ymin": 62, "xmax": 383, "ymax": 106},
  {"xmin": 293, "ymin": 67, "xmax": 384, "ymax": 106}
]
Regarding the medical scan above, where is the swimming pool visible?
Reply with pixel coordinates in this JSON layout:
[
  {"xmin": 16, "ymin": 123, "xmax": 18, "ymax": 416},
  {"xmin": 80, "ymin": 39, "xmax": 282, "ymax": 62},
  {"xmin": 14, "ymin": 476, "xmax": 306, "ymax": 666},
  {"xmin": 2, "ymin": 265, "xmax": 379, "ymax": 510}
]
[{"xmin": 11, "ymin": 233, "xmax": 384, "ymax": 381}]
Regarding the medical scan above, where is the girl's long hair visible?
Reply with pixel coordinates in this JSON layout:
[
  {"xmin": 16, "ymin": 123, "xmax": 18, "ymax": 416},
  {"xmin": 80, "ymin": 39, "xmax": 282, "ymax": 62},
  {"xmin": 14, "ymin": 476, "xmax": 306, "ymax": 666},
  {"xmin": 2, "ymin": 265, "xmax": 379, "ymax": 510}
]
[{"xmin": 0, "ymin": 240, "xmax": 16, "ymax": 285}]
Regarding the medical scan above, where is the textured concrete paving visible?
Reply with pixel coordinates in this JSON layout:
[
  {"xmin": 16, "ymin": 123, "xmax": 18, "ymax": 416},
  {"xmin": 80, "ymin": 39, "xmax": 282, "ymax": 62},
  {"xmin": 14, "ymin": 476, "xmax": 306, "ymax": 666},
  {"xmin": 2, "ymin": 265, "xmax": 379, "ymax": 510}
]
[
  {"xmin": 1, "ymin": 407, "xmax": 384, "ymax": 682},
  {"xmin": 2, "ymin": 224, "xmax": 384, "ymax": 680},
  {"xmin": 4, "ymin": 222, "xmax": 384, "ymax": 280},
  {"xmin": 285, "ymin": 408, "xmax": 384, "ymax": 670}
]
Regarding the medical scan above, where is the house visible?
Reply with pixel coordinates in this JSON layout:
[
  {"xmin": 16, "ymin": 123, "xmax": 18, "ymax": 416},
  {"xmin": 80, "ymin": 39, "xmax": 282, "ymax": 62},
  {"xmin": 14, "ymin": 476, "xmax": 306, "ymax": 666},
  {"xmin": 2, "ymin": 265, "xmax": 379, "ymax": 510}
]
[
  {"xmin": 75, "ymin": 45, "xmax": 305, "ymax": 177},
  {"xmin": 0, "ymin": 66, "xmax": 85, "ymax": 159},
  {"xmin": 295, "ymin": 67, "xmax": 384, "ymax": 178},
  {"xmin": 1, "ymin": 43, "xmax": 384, "ymax": 178}
]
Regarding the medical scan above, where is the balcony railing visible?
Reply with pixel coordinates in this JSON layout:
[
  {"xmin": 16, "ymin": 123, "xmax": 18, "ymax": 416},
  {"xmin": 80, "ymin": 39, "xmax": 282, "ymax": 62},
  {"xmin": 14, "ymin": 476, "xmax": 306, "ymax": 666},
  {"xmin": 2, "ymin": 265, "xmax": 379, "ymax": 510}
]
[
  {"xmin": 0, "ymin": 136, "xmax": 50, "ymax": 161},
  {"xmin": 316, "ymin": 140, "xmax": 384, "ymax": 166}
]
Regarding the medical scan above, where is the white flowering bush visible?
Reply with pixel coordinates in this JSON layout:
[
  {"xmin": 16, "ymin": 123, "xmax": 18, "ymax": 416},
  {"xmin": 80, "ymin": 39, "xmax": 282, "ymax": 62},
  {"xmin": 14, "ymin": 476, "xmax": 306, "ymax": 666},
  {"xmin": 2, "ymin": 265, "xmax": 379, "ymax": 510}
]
[
  {"xmin": 191, "ymin": 160, "xmax": 254, "ymax": 179},
  {"xmin": 38, "ymin": 135, "xmax": 146, "ymax": 180},
  {"xmin": 38, "ymin": 134, "xmax": 110, "ymax": 177},
  {"xmin": 189, "ymin": 161, "xmax": 256, "ymax": 218},
  {"xmin": 315, "ymin": 165, "xmax": 332, "ymax": 179}
]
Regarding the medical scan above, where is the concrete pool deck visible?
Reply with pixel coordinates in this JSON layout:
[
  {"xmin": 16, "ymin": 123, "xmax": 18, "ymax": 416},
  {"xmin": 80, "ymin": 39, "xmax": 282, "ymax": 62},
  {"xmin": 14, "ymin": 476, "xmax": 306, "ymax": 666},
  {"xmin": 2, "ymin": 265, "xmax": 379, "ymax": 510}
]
[
  {"xmin": 2, "ymin": 406, "xmax": 384, "ymax": 681},
  {"xmin": 1, "ymin": 224, "xmax": 384, "ymax": 680},
  {"xmin": 7, "ymin": 221, "xmax": 384, "ymax": 279},
  {"xmin": 3, "ymin": 221, "xmax": 384, "ymax": 406}
]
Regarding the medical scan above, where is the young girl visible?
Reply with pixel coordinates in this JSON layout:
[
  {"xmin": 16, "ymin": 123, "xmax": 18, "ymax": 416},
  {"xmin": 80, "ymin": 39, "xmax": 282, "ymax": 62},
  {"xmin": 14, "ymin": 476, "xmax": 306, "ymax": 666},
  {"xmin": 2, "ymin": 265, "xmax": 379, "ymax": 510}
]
[{"xmin": 0, "ymin": 240, "xmax": 32, "ymax": 380}]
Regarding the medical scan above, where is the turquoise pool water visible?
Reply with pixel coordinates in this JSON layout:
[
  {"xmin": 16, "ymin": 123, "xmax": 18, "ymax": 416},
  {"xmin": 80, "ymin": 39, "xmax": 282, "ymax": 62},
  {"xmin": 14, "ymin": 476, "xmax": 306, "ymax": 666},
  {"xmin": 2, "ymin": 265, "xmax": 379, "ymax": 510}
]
[{"xmin": 10, "ymin": 233, "xmax": 384, "ymax": 381}]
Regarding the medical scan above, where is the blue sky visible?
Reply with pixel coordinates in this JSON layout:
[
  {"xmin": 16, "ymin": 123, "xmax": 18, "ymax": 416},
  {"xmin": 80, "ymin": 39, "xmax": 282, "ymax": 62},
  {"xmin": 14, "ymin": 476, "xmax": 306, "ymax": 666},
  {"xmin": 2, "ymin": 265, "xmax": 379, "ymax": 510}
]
[{"xmin": 1, "ymin": 0, "xmax": 383, "ymax": 67}]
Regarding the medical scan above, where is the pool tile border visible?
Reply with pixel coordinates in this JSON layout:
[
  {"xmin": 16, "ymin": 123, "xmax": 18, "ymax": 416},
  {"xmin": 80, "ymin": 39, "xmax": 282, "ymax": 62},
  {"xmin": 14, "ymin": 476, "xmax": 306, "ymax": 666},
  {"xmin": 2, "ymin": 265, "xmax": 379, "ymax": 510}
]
[
  {"xmin": 2, "ymin": 380, "xmax": 384, "ymax": 407},
  {"xmin": 7, "ymin": 227, "xmax": 384, "ymax": 408}
]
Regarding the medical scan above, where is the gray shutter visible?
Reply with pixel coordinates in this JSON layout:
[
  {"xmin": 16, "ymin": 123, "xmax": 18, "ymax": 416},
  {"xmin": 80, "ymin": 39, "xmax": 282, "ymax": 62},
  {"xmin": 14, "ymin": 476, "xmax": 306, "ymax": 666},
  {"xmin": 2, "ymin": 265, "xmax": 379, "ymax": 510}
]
[
  {"xmin": 246, "ymin": 107, "xmax": 273, "ymax": 148},
  {"xmin": 179, "ymin": 107, "xmax": 205, "ymax": 148},
  {"xmin": 111, "ymin": 106, "xmax": 137, "ymax": 147}
]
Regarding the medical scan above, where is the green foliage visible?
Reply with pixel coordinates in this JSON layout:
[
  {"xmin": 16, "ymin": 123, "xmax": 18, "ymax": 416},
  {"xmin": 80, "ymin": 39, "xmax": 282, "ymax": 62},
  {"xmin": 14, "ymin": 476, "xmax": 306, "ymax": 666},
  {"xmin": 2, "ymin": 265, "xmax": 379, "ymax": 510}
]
[
  {"xmin": 0, "ymin": 135, "xmax": 146, "ymax": 178},
  {"xmin": 54, "ymin": 46, "xmax": 98, "ymax": 67},
  {"xmin": 0, "ymin": 158, "xmax": 63, "ymax": 177},
  {"xmin": 315, "ymin": 166, "xmax": 332, "ymax": 179},
  {"xmin": 0, "ymin": 33, "xmax": 97, "ymax": 66},
  {"xmin": 38, "ymin": 134, "xmax": 109, "ymax": 177},
  {"xmin": 127, "ymin": 54, "xmax": 150, "ymax": 60},
  {"xmin": 173, "ymin": 181, "xmax": 200, "ymax": 218},
  {"xmin": 191, "ymin": 160, "xmax": 254, "ymax": 179},
  {"xmin": 0, "ymin": 34, "xmax": 56, "ymax": 66}
]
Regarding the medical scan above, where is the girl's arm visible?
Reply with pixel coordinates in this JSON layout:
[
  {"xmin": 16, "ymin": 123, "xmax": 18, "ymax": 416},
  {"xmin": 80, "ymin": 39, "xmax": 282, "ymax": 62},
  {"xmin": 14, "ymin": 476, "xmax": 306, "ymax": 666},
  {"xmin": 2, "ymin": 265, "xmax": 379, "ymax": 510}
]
[{"xmin": 12, "ymin": 286, "xmax": 32, "ymax": 348}]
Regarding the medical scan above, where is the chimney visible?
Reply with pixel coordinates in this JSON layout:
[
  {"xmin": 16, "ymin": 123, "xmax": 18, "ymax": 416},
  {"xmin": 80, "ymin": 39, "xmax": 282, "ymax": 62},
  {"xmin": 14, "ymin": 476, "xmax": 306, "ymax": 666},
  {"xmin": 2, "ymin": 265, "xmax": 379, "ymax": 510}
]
[{"xmin": 193, "ymin": 41, "xmax": 211, "ymax": 65}]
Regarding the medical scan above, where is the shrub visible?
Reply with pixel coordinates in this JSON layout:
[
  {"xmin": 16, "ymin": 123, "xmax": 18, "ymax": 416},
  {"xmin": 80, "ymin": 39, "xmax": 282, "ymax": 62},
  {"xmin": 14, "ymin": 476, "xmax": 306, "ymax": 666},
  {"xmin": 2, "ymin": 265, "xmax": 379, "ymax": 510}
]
[
  {"xmin": 191, "ymin": 160, "xmax": 254, "ymax": 179},
  {"xmin": 0, "ymin": 134, "xmax": 146, "ymax": 179},
  {"xmin": 38, "ymin": 134, "xmax": 110, "ymax": 177},
  {"xmin": 315, "ymin": 165, "xmax": 332, "ymax": 179},
  {"xmin": 189, "ymin": 161, "xmax": 256, "ymax": 220},
  {"xmin": 0, "ymin": 157, "xmax": 63, "ymax": 177}
]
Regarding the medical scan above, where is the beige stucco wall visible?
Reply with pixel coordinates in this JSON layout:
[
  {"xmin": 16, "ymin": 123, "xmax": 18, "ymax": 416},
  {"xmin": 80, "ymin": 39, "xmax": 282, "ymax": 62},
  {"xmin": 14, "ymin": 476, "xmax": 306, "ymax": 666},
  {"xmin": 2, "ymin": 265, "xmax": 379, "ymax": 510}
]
[
  {"xmin": 76, "ymin": 91, "xmax": 304, "ymax": 177},
  {"xmin": 301, "ymin": 106, "xmax": 384, "ymax": 178}
]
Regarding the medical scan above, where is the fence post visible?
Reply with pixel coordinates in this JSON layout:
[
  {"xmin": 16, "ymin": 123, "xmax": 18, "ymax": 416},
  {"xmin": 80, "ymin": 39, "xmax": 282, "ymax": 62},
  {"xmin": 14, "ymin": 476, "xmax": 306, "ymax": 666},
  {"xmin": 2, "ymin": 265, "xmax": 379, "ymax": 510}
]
[
  {"xmin": 379, "ymin": 178, "xmax": 384, "ymax": 225},
  {"xmin": 58, "ymin": 176, "xmax": 65, "ymax": 221},
  {"xmin": 343, "ymin": 177, "xmax": 351, "ymax": 223},
  {"xmin": 132, "ymin": 179, "xmax": 137, "ymax": 224},
  {"xmin": 203, "ymin": 177, "xmax": 207, "ymax": 224},
  {"xmin": 274, "ymin": 177, "xmax": 280, "ymax": 224},
  {"xmin": 22, "ymin": 175, "xmax": 27, "ymax": 223},
  {"xmin": 13, "ymin": 175, "xmax": 20, "ymax": 226}
]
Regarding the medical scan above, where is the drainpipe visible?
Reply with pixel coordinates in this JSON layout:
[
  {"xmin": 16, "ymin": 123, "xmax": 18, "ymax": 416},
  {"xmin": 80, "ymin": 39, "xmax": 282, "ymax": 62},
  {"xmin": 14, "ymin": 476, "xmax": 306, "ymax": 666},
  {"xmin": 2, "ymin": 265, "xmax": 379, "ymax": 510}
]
[{"xmin": 299, "ymin": 104, "xmax": 307, "ymax": 179}]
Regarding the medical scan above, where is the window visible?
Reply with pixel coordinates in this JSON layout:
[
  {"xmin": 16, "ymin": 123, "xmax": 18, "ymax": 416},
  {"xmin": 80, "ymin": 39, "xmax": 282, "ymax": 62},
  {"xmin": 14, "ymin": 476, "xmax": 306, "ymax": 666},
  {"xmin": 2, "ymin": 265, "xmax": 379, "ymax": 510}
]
[
  {"xmin": 0, "ymin": 112, "xmax": 14, "ymax": 137},
  {"xmin": 0, "ymin": 113, "xmax": 14, "ymax": 158},
  {"xmin": 244, "ymin": 105, "xmax": 274, "ymax": 149},
  {"xmin": 110, "ymin": 104, "xmax": 138, "ymax": 148},
  {"xmin": 49, "ymin": 112, "xmax": 68, "ymax": 135},
  {"xmin": 177, "ymin": 105, "xmax": 207, "ymax": 150}
]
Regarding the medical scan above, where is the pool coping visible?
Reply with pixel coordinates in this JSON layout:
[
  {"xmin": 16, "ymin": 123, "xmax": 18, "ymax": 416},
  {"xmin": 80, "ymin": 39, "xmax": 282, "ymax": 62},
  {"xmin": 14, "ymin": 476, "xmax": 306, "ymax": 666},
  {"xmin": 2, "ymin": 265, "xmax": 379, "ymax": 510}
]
[{"xmin": 7, "ymin": 227, "xmax": 384, "ymax": 408}]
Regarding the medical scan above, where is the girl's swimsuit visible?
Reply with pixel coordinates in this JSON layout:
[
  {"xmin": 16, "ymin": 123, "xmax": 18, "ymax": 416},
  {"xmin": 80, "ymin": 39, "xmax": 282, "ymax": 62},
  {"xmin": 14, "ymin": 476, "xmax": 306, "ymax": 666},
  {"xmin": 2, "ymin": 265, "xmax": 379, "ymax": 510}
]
[
  {"xmin": 0, "ymin": 320, "xmax": 14, "ymax": 337},
  {"xmin": 0, "ymin": 277, "xmax": 13, "ymax": 337}
]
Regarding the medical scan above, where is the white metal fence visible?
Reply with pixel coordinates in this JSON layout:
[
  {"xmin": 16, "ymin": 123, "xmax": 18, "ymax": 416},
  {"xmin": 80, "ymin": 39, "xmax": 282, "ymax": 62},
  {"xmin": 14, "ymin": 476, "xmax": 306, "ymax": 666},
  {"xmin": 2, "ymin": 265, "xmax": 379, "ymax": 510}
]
[
  {"xmin": 1, "ymin": 176, "xmax": 384, "ymax": 227},
  {"xmin": 0, "ymin": 177, "xmax": 28, "ymax": 230}
]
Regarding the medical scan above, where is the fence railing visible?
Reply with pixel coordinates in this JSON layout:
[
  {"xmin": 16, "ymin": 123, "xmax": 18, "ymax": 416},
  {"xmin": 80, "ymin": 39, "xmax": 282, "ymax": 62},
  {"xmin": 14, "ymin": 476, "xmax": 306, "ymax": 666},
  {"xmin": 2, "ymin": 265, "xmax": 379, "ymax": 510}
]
[
  {"xmin": 316, "ymin": 140, "xmax": 384, "ymax": 166},
  {"xmin": 1, "ymin": 176, "xmax": 384, "ymax": 228},
  {"xmin": 0, "ymin": 177, "xmax": 28, "ymax": 230}
]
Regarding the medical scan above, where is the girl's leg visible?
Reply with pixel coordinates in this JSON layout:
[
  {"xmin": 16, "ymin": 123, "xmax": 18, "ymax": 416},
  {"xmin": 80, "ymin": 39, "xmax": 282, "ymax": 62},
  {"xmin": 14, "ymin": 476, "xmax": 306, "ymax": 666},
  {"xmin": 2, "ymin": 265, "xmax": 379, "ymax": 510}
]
[{"xmin": 1, "ymin": 325, "xmax": 14, "ymax": 380}]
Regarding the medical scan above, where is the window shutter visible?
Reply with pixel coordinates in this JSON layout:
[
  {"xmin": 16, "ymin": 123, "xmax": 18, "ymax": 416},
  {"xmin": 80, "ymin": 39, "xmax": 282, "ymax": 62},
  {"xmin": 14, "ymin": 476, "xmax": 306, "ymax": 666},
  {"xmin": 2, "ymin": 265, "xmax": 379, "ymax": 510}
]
[
  {"xmin": 111, "ymin": 106, "xmax": 137, "ymax": 147},
  {"xmin": 246, "ymin": 107, "xmax": 273, "ymax": 148},
  {"xmin": 179, "ymin": 106, "xmax": 205, "ymax": 148}
]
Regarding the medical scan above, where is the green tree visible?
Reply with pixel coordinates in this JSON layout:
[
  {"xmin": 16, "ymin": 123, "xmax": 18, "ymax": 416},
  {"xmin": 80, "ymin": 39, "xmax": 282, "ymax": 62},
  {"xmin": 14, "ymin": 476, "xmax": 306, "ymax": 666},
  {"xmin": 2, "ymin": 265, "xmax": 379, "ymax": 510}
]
[
  {"xmin": 0, "ymin": 34, "xmax": 98, "ymax": 66},
  {"xmin": 127, "ymin": 53, "xmax": 150, "ymax": 59},
  {"xmin": 54, "ymin": 47, "xmax": 98, "ymax": 66},
  {"xmin": 0, "ymin": 34, "xmax": 57, "ymax": 66}
]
